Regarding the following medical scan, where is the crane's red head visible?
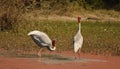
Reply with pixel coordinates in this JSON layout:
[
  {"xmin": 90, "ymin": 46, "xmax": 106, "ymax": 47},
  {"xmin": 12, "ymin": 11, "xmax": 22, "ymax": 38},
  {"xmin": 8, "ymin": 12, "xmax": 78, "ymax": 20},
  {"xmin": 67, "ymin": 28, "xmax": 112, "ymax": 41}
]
[
  {"xmin": 78, "ymin": 16, "xmax": 81, "ymax": 23},
  {"xmin": 52, "ymin": 39, "xmax": 56, "ymax": 47}
]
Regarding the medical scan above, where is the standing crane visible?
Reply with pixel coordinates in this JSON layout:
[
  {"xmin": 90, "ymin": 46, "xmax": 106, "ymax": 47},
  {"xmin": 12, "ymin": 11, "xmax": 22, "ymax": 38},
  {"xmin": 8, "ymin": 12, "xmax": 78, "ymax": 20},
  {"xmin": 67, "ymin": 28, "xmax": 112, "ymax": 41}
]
[
  {"xmin": 28, "ymin": 30, "xmax": 56, "ymax": 57},
  {"xmin": 73, "ymin": 16, "xmax": 83, "ymax": 59}
]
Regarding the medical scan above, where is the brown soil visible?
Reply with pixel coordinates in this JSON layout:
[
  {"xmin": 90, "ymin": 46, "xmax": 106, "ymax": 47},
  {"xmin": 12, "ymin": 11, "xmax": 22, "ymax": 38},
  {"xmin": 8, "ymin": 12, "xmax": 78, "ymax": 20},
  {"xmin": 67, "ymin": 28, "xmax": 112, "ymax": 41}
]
[{"xmin": 0, "ymin": 51, "xmax": 120, "ymax": 69}]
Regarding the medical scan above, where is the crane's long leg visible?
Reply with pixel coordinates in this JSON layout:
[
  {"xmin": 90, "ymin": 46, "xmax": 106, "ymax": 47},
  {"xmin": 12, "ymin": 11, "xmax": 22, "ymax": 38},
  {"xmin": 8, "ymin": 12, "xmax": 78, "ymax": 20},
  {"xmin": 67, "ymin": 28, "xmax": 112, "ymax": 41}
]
[
  {"xmin": 74, "ymin": 53, "xmax": 77, "ymax": 59},
  {"xmin": 78, "ymin": 49, "xmax": 81, "ymax": 59},
  {"xmin": 74, "ymin": 51, "xmax": 77, "ymax": 59},
  {"xmin": 38, "ymin": 48, "xmax": 42, "ymax": 57}
]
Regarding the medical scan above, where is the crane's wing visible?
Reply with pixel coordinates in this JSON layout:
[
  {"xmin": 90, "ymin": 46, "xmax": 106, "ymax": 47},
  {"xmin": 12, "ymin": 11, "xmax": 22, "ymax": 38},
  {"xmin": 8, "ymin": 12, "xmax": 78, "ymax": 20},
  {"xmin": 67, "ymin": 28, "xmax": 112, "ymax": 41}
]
[
  {"xmin": 32, "ymin": 35, "xmax": 51, "ymax": 46},
  {"xmin": 28, "ymin": 30, "xmax": 52, "ymax": 47},
  {"xmin": 73, "ymin": 31, "xmax": 83, "ymax": 53}
]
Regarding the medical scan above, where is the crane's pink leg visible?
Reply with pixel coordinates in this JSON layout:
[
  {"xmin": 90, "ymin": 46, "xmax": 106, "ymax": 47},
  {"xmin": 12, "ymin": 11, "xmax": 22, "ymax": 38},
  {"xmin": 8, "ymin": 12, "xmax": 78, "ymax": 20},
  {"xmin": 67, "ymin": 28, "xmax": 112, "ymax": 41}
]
[
  {"xmin": 74, "ymin": 51, "xmax": 77, "ymax": 59},
  {"xmin": 38, "ymin": 48, "xmax": 42, "ymax": 57},
  {"xmin": 78, "ymin": 49, "xmax": 81, "ymax": 59},
  {"xmin": 74, "ymin": 50, "xmax": 81, "ymax": 59},
  {"xmin": 74, "ymin": 54, "xmax": 77, "ymax": 59}
]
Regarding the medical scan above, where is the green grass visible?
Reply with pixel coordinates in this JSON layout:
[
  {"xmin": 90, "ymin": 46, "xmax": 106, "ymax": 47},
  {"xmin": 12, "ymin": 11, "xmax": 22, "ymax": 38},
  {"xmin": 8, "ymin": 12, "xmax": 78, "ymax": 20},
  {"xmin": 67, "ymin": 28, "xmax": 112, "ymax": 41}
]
[
  {"xmin": 82, "ymin": 21, "xmax": 120, "ymax": 55},
  {"xmin": 0, "ymin": 20, "xmax": 120, "ymax": 56}
]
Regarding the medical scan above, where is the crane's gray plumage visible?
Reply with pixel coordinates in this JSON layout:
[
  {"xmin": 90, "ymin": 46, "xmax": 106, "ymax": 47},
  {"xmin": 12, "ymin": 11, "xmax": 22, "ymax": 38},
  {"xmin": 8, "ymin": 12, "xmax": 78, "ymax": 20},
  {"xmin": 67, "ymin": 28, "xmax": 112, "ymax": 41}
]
[
  {"xmin": 73, "ymin": 23, "xmax": 83, "ymax": 53},
  {"xmin": 28, "ymin": 30, "xmax": 56, "ymax": 56},
  {"xmin": 28, "ymin": 30, "xmax": 56, "ymax": 51},
  {"xmin": 73, "ymin": 16, "xmax": 83, "ymax": 58}
]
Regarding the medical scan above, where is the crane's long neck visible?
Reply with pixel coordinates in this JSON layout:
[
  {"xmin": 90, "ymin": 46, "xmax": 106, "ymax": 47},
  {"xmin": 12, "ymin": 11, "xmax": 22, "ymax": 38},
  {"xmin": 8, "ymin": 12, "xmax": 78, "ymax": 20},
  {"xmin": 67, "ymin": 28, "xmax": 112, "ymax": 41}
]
[
  {"xmin": 48, "ymin": 40, "xmax": 56, "ymax": 51},
  {"xmin": 78, "ymin": 23, "xmax": 81, "ymax": 33},
  {"xmin": 49, "ymin": 46, "xmax": 56, "ymax": 51}
]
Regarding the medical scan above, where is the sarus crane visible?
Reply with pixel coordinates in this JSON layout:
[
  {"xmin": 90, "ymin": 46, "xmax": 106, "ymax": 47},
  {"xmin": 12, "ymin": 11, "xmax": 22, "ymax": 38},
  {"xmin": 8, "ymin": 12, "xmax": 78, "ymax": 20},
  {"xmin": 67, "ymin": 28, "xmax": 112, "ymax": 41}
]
[
  {"xmin": 73, "ymin": 16, "xmax": 83, "ymax": 59},
  {"xmin": 28, "ymin": 30, "xmax": 56, "ymax": 57}
]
